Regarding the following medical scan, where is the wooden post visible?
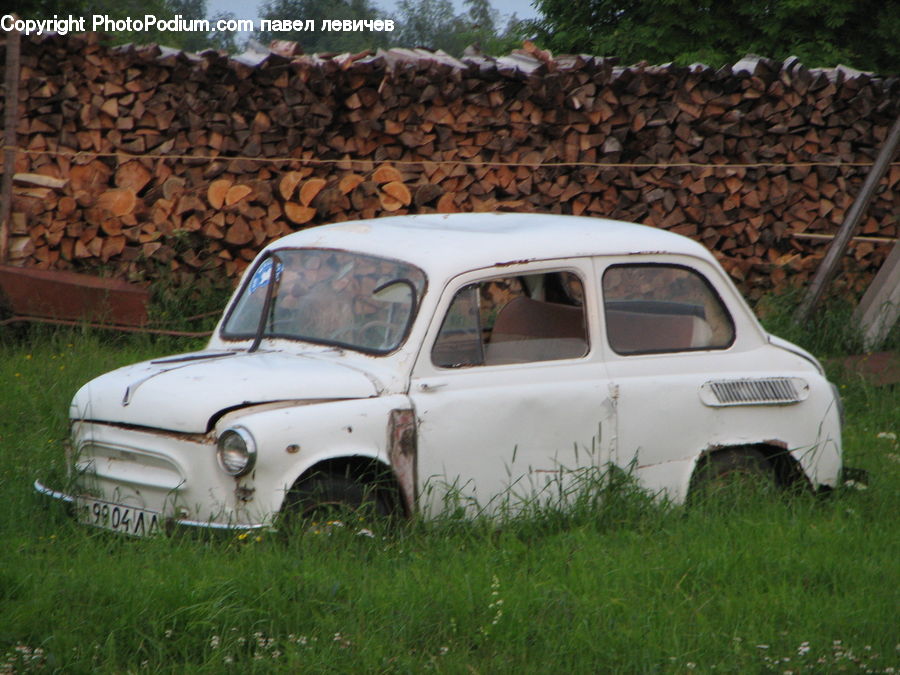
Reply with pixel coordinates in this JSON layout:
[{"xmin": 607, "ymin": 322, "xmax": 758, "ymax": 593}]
[
  {"xmin": 852, "ymin": 242, "xmax": 900, "ymax": 350},
  {"xmin": 795, "ymin": 115, "xmax": 900, "ymax": 324},
  {"xmin": 1, "ymin": 25, "xmax": 21, "ymax": 264}
]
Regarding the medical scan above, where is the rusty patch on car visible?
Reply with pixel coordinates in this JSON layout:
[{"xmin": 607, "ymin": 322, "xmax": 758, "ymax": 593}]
[
  {"xmin": 388, "ymin": 409, "xmax": 417, "ymax": 516},
  {"xmin": 235, "ymin": 485, "xmax": 255, "ymax": 502},
  {"xmin": 493, "ymin": 258, "xmax": 537, "ymax": 268},
  {"xmin": 80, "ymin": 420, "xmax": 208, "ymax": 444}
]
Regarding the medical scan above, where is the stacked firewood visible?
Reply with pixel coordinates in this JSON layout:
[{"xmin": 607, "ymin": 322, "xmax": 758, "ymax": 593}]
[{"xmin": 3, "ymin": 33, "xmax": 898, "ymax": 299}]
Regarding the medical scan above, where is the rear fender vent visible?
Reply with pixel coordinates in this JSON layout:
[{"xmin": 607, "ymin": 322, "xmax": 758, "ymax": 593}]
[{"xmin": 699, "ymin": 377, "xmax": 809, "ymax": 406}]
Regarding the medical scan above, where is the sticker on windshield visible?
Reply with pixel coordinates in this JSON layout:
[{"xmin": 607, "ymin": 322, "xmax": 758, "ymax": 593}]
[{"xmin": 248, "ymin": 258, "xmax": 283, "ymax": 295}]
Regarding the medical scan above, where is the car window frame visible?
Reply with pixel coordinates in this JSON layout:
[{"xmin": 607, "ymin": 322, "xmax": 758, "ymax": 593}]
[
  {"xmin": 428, "ymin": 263, "xmax": 593, "ymax": 371},
  {"xmin": 218, "ymin": 247, "xmax": 428, "ymax": 356},
  {"xmin": 601, "ymin": 261, "xmax": 737, "ymax": 356}
]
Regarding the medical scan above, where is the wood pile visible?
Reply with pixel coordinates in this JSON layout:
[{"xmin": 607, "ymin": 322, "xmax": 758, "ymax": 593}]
[{"xmin": 2, "ymin": 33, "xmax": 898, "ymax": 300}]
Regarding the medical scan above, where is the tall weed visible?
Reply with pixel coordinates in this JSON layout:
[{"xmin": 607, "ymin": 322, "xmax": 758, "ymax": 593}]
[
  {"xmin": 1, "ymin": 303, "xmax": 897, "ymax": 673},
  {"xmin": 755, "ymin": 285, "xmax": 900, "ymax": 356}
]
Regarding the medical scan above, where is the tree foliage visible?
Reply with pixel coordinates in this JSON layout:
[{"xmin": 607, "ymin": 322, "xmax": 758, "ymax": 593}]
[
  {"xmin": 253, "ymin": 0, "xmax": 525, "ymax": 57},
  {"xmin": 254, "ymin": 0, "xmax": 390, "ymax": 54},
  {"xmin": 391, "ymin": 0, "xmax": 525, "ymax": 56},
  {"xmin": 390, "ymin": 0, "xmax": 462, "ymax": 52},
  {"xmin": 529, "ymin": 0, "xmax": 900, "ymax": 74}
]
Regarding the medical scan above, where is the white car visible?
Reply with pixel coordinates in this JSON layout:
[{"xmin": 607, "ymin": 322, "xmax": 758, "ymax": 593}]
[{"xmin": 35, "ymin": 213, "xmax": 843, "ymax": 535}]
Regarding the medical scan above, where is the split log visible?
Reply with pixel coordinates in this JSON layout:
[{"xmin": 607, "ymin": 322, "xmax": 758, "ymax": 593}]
[
  {"xmin": 382, "ymin": 181, "xmax": 412, "ymax": 206},
  {"xmin": 115, "ymin": 161, "xmax": 152, "ymax": 194},
  {"xmin": 284, "ymin": 202, "xmax": 316, "ymax": 225},
  {"xmin": 278, "ymin": 171, "xmax": 305, "ymax": 201},
  {"xmin": 6, "ymin": 31, "xmax": 896, "ymax": 301},
  {"xmin": 225, "ymin": 184, "xmax": 253, "ymax": 206},
  {"xmin": 372, "ymin": 165, "xmax": 403, "ymax": 184},
  {"xmin": 207, "ymin": 179, "xmax": 232, "ymax": 209},
  {"xmin": 299, "ymin": 178, "xmax": 327, "ymax": 207},
  {"xmin": 96, "ymin": 189, "xmax": 136, "ymax": 217}
]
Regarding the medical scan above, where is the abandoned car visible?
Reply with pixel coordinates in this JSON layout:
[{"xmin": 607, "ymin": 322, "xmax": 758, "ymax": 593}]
[{"xmin": 35, "ymin": 213, "xmax": 843, "ymax": 535}]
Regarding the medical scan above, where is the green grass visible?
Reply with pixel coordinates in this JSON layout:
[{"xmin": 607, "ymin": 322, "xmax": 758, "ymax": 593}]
[
  {"xmin": 1, "ymin": 318, "xmax": 898, "ymax": 673},
  {"xmin": 755, "ymin": 285, "xmax": 900, "ymax": 358}
]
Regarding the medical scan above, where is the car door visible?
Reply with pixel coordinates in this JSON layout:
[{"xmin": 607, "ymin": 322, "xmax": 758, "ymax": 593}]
[
  {"xmin": 596, "ymin": 256, "xmax": 749, "ymax": 501},
  {"xmin": 409, "ymin": 260, "xmax": 617, "ymax": 516}
]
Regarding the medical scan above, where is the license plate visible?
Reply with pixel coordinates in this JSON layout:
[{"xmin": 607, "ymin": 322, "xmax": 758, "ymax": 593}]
[{"xmin": 75, "ymin": 496, "xmax": 161, "ymax": 537}]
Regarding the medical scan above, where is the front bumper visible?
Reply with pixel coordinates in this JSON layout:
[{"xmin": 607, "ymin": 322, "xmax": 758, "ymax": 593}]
[{"xmin": 33, "ymin": 479, "xmax": 267, "ymax": 532}]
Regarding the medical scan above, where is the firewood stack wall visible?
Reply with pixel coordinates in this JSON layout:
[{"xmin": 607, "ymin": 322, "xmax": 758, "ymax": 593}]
[{"xmin": 3, "ymin": 32, "xmax": 899, "ymax": 301}]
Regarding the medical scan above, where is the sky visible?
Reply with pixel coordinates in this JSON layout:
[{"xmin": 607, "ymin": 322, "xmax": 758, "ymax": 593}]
[{"xmin": 205, "ymin": 0, "xmax": 542, "ymax": 36}]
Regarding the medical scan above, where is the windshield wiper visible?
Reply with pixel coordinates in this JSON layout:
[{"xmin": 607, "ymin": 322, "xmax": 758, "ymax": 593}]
[{"xmin": 249, "ymin": 253, "xmax": 281, "ymax": 353}]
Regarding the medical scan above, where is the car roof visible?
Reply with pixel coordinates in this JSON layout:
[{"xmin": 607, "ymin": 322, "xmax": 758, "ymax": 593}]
[{"xmin": 264, "ymin": 212, "xmax": 717, "ymax": 279}]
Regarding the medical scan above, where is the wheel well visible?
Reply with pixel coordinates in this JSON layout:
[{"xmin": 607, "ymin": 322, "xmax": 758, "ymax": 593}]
[
  {"xmin": 693, "ymin": 443, "xmax": 811, "ymax": 492},
  {"xmin": 289, "ymin": 456, "xmax": 406, "ymax": 517}
]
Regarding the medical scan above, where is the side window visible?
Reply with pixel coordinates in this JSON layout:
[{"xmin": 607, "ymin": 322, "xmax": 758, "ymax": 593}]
[
  {"xmin": 602, "ymin": 264, "xmax": 734, "ymax": 355},
  {"xmin": 432, "ymin": 271, "xmax": 588, "ymax": 368}
]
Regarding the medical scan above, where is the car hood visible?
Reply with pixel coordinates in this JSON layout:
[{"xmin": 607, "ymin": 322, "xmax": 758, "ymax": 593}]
[{"xmin": 70, "ymin": 350, "xmax": 381, "ymax": 434}]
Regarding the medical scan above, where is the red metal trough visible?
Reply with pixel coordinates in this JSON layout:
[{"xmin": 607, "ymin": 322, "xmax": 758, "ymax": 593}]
[{"xmin": 0, "ymin": 265, "xmax": 149, "ymax": 327}]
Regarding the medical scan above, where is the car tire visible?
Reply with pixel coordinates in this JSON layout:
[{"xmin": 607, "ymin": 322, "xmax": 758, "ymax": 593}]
[
  {"xmin": 688, "ymin": 448, "xmax": 776, "ymax": 506},
  {"xmin": 283, "ymin": 471, "xmax": 391, "ymax": 531}
]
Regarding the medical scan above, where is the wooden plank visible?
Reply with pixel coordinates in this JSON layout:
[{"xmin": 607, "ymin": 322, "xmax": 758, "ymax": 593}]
[
  {"xmin": 795, "ymin": 115, "xmax": 900, "ymax": 323},
  {"xmin": 1, "ymin": 25, "xmax": 21, "ymax": 263},
  {"xmin": 791, "ymin": 233, "xmax": 898, "ymax": 244},
  {"xmin": 13, "ymin": 173, "xmax": 68, "ymax": 189},
  {"xmin": 852, "ymin": 242, "xmax": 900, "ymax": 350},
  {"xmin": 831, "ymin": 352, "xmax": 900, "ymax": 386}
]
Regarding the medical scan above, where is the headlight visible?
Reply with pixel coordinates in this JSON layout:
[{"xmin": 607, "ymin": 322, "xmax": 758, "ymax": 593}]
[{"xmin": 216, "ymin": 427, "xmax": 257, "ymax": 477}]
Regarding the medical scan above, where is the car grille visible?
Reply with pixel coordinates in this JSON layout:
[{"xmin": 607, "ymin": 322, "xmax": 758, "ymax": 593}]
[{"xmin": 75, "ymin": 441, "xmax": 185, "ymax": 492}]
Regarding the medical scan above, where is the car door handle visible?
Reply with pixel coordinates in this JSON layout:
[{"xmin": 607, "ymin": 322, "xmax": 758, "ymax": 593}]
[{"xmin": 418, "ymin": 382, "xmax": 448, "ymax": 392}]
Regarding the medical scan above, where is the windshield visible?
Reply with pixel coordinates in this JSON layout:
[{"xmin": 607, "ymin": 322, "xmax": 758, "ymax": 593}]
[{"xmin": 222, "ymin": 249, "xmax": 426, "ymax": 354}]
